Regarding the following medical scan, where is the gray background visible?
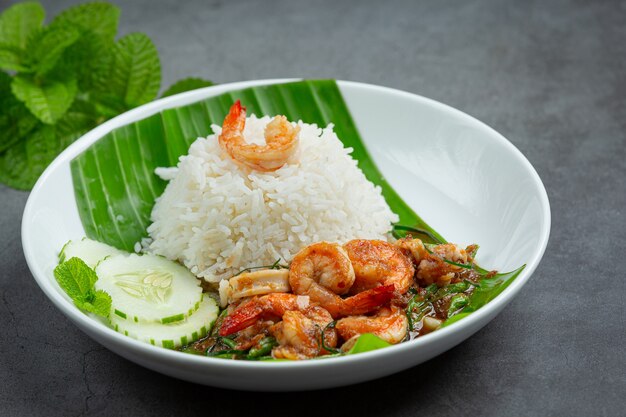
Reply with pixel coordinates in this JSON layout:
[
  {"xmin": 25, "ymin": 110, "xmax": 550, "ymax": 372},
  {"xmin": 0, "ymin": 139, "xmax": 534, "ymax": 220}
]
[{"xmin": 1, "ymin": 0, "xmax": 624, "ymax": 415}]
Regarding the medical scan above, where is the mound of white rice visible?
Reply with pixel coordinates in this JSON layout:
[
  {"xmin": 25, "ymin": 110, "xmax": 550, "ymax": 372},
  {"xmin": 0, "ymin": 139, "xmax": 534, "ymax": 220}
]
[{"xmin": 145, "ymin": 115, "xmax": 398, "ymax": 283}]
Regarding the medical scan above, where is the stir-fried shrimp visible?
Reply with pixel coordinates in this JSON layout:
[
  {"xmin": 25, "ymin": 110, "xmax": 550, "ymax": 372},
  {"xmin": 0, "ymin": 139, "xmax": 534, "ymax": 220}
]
[
  {"xmin": 395, "ymin": 237, "xmax": 430, "ymax": 263},
  {"xmin": 232, "ymin": 319, "xmax": 275, "ymax": 351},
  {"xmin": 218, "ymin": 100, "xmax": 299, "ymax": 171},
  {"xmin": 343, "ymin": 239, "xmax": 415, "ymax": 295},
  {"xmin": 397, "ymin": 238, "xmax": 473, "ymax": 286},
  {"xmin": 219, "ymin": 293, "xmax": 306, "ymax": 336},
  {"xmin": 289, "ymin": 242, "xmax": 394, "ymax": 318},
  {"xmin": 270, "ymin": 306, "xmax": 337, "ymax": 360},
  {"xmin": 336, "ymin": 306, "xmax": 408, "ymax": 345}
]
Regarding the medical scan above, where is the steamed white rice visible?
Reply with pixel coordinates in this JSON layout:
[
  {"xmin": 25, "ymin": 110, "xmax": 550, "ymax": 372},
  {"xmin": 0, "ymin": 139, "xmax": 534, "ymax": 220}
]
[{"xmin": 145, "ymin": 115, "xmax": 398, "ymax": 283}]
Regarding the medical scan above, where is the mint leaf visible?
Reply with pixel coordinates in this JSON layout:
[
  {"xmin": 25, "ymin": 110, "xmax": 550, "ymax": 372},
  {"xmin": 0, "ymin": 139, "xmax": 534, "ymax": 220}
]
[
  {"xmin": 53, "ymin": 257, "xmax": 96, "ymax": 302},
  {"xmin": 161, "ymin": 78, "xmax": 215, "ymax": 98},
  {"xmin": 50, "ymin": 2, "xmax": 120, "ymax": 46},
  {"xmin": 56, "ymin": 99, "xmax": 98, "ymax": 138},
  {"xmin": 0, "ymin": 72, "xmax": 38, "ymax": 153},
  {"xmin": 0, "ymin": 44, "xmax": 28, "ymax": 72},
  {"xmin": 0, "ymin": 2, "xmax": 45, "ymax": 49},
  {"xmin": 54, "ymin": 258, "xmax": 111, "ymax": 318},
  {"xmin": 81, "ymin": 290, "xmax": 112, "ymax": 317},
  {"xmin": 11, "ymin": 73, "xmax": 77, "ymax": 124},
  {"xmin": 25, "ymin": 25, "xmax": 81, "ymax": 76},
  {"xmin": 0, "ymin": 125, "xmax": 59, "ymax": 190},
  {"xmin": 107, "ymin": 33, "xmax": 161, "ymax": 108}
]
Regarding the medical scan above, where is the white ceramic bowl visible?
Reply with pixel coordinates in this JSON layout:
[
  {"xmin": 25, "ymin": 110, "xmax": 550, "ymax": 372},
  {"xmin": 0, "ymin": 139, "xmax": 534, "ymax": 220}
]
[{"xmin": 22, "ymin": 79, "xmax": 550, "ymax": 391}]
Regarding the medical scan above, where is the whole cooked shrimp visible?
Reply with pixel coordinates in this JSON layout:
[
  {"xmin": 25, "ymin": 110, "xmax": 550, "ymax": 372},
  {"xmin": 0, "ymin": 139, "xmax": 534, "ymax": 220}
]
[
  {"xmin": 289, "ymin": 242, "xmax": 394, "ymax": 318},
  {"xmin": 218, "ymin": 100, "xmax": 299, "ymax": 171},
  {"xmin": 336, "ymin": 305, "xmax": 408, "ymax": 345},
  {"xmin": 343, "ymin": 239, "xmax": 415, "ymax": 295},
  {"xmin": 218, "ymin": 293, "xmax": 336, "ymax": 359},
  {"xmin": 271, "ymin": 307, "xmax": 337, "ymax": 359},
  {"xmin": 219, "ymin": 292, "xmax": 307, "ymax": 336}
]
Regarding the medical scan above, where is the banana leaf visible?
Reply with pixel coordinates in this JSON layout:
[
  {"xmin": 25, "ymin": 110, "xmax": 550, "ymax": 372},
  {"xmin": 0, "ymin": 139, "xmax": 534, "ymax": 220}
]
[{"xmin": 70, "ymin": 79, "xmax": 523, "ymax": 332}]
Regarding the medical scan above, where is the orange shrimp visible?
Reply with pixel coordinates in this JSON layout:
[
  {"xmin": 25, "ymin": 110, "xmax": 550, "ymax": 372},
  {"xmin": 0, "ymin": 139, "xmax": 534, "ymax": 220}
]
[
  {"xmin": 397, "ymin": 238, "xmax": 472, "ymax": 286},
  {"xmin": 288, "ymin": 242, "xmax": 394, "ymax": 318},
  {"xmin": 343, "ymin": 239, "xmax": 415, "ymax": 295},
  {"xmin": 218, "ymin": 101, "xmax": 299, "ymax": 171},
  {"xmin": 270, "ymin": 307, "xmax": 337, "ymax": 359},
  {"xmin": 219, "ymin": 293, "xmax": 304, "ymax": 336},
  {"xmin": 336, "ymin": 305, "xmax": 408, "ymax": 344}
]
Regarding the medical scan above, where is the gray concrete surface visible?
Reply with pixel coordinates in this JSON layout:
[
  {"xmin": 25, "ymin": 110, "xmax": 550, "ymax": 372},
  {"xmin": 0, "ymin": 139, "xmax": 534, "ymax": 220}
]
[{"xmin": 1, "ymin": 0, "xmax": 625, "ymax": 415}]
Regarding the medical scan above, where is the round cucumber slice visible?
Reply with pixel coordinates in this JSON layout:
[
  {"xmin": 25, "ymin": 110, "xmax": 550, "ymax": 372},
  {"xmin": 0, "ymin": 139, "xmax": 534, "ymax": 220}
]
[
  {"xmin": 59, "ymin": 238, "xmax": 125, "ymax": 269},
  {"xmin": 111, "ymin": 296, "xmax": 218, "ymax": 349},
  {"xmin": 95, "ymin": 253, "xmax": 203, "ymax": 324}
]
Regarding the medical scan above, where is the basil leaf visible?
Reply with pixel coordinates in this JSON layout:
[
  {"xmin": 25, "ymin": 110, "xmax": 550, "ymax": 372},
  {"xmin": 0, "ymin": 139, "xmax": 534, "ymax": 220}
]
[
  {"xmin": 347, "ymin": 333, "xmax": 391, "ymax": 354},
  {"xmin": 0, "ymin": 2, "xmax": 45, "ymax": 49},
  {"xmin": 161, "ymin": 78, "xmax": 215, "ymax": 98},
  {"xmin": 11, "ymin": 73, "xmax": 77, "ymax": 124}
]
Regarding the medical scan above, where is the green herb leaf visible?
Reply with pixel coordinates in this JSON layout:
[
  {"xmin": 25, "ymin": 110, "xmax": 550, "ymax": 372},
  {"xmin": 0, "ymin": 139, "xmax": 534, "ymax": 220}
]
[
  {"xmin": 0, "ymin": 72, "xmax": 39, "ymax": 153},
  {"xmin": 54, "ymin": 257, "xmax": 110, "ymax": 318},
  {"xmin": 50, "ymin": 2, "xmax": 119, "ymax": 46},
  {"xmin": 11, "ymin": 73, "xmax": 77, "ymax": 124},
  {"xmin": 50, "ymin": 2, "xmax": 119, "ymax": 91},
  {"xmin": 161, "ymin": 78, "xmax": 215, "ymax": 98},
  {"xmin": 0, "ymin": 44, "xmax": 28, "ymax": 72},
  {"xmin": 0, "ymin": 2, "xmax": 45, "ymax": 49},
  {"xmin": 347, "ymin": 333, "xmax": 391, "ymax": 354},
  {"xmin": 53, "ymin": 257, "xmax": 97, "ymax": 301},
  {"xmin": 56, "ymin": 99, "xmax": 99, "ymax": 139},
  {"xmin": 25, "ymin": 25, "xmax": 81, "ymax": 76},
  {"xmin": 0, "ymin": 125, "xmax": 59, "ymax": 190},
  {"xmin": 447, "ymin": 293, "xmax": 469, "ymax": 316},
  {"xmin": 81, "ymin": 290, "xmax": 112, "ymax": 317},
  {"xmin": 108, "ymin": 33, "xmax": 161, "ymax": 108}
]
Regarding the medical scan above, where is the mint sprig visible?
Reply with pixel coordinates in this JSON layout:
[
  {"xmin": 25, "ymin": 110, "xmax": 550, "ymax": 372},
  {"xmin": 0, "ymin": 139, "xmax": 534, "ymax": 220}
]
[
  {"xmin": 0, "ymin": 1, "xmax": 214, "ymax": 190},
  {"xmin": 54, "ymin": 257, "xmax": 112, "ymax": 318}
]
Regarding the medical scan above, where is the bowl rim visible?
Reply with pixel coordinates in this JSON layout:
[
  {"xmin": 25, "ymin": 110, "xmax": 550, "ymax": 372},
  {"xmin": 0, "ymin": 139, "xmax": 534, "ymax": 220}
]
[{"xmin": 22, "ymin": 78, "xmax": 551, "ymax": 370}]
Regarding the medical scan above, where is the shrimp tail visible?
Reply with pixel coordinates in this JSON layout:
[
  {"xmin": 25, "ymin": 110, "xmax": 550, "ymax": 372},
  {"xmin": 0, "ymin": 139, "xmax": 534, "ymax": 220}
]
[
  {"xmin": 341, "ymin": 284, "xmax": 395, "ymax": 316},
  {"xmin": 225, "ymin": 100, "xmax": 245, "ymax": 125},
  {"xmin": 219, "ymin": 302, "xmax": 263, "ymax": 336}
]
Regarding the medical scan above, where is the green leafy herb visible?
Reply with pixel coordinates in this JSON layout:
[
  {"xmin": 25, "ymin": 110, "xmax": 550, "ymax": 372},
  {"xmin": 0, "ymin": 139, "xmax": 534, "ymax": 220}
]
[
  {"xmin": 53, "ymin": 257, "xmax": 111, "ymax": 318},
  {"xmin": 447, "ymin": 293, "xmax": 469, "ymax": 316},
  {"xmin": 392, "ymin": 224, "xmax": 445, "ymax": 244},
  {"xmin": 347, "ymin": 333, "xmax": 391, "ymax": 354},
  {"xmin": 0, "ymin": 2, "xmax": 45, "ymax": 49},
  {"xmin": 0, "ymin": 1, "xmax": 213, "ymax": 190},
  {"xmin": 11, "ymin": 73, "xmax": 78, "ymax": 124},
  {"xmin": 107, "ymin": 33, "xmax": 161, "ymax": 108}
]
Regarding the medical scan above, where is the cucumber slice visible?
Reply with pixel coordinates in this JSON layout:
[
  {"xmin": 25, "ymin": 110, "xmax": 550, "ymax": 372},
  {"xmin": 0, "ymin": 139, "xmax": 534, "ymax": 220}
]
[
  {"xmin": 111, "ymin": 296, "xmax": 218, "ymax": 348},
  {"xmin": 59, "ymin": 238, "xmax": 125, "ymax": 269},
  {"xmin": 95, "ymin": 253, "xmax": 203, "ymax": 324}
]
